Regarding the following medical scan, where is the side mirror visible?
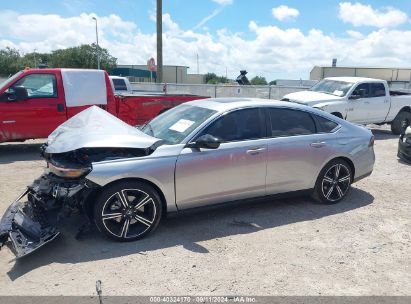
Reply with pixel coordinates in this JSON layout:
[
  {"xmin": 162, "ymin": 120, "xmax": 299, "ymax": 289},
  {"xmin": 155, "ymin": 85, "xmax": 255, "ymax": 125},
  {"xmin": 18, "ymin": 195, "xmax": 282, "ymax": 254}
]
[
  {"xmin": 187, "ymin": 134, "xmax": 221, "ymax": 149},
  {"xmin": 14, "ymin": 86, "xmax": 29, "ymax": 101}
]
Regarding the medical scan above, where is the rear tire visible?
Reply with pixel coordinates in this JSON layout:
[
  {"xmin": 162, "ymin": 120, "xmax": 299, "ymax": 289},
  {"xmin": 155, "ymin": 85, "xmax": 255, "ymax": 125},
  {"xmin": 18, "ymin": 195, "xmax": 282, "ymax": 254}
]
[
  {"xmin": 312, "ymin": 159, "xmax": 352, "ymax": 204},
  {"xmin": 391, "ymin": 111, "xmax": 411, "ymax": 135},
  {"xmin": 93, "ymin": 181, "xmax": 162, "ymax": 241}
]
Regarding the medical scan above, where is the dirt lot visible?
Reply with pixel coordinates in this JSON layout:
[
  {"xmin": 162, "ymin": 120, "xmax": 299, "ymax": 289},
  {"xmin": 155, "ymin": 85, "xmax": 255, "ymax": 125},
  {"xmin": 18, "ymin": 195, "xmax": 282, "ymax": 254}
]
[{"xmin": 0, "ymin": 126, "xmax": 410, "ymax": 296}]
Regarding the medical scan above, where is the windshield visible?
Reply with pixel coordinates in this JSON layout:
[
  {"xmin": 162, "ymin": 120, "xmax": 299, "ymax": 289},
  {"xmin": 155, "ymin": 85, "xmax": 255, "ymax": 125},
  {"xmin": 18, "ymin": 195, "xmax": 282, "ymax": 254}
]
[
  {"xmin": 141, "ymin": 104, "xmax": 217, "ymax": 145},
  {"xmin": 310, "ymin": 79, "xmax": 354, "ymax": 97},
  {"xmin": 0, "ymin": 71, "xmax": 23, "ymax": 92}
]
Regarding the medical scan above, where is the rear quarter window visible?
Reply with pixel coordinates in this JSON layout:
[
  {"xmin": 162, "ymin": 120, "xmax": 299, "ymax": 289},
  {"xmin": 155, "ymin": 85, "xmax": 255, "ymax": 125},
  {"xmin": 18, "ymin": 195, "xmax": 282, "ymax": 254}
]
[{"xmin": 315, "ymin": 115, "xmax": 339, "ymax": 133}]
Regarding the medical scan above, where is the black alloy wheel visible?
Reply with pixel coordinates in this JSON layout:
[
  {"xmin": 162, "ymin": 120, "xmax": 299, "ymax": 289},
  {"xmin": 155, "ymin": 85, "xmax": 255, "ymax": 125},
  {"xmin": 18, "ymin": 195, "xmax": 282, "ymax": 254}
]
[
  {"xmin": 313, "ymin": 159, "xmax": 352, "ymax": 204},
  {"xmin": 94, "ymin": 181, "xmax": 162, "ymax": 241}
]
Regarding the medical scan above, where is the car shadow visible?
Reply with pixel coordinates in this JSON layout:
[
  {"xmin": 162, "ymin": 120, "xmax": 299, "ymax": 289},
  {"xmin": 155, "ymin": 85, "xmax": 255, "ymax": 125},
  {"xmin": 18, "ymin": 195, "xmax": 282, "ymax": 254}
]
[
  {"xmin": 5, "ymin": 187, "xmax": 374, "ymax": 280},
  {"xmin": 369, "ymin": 127, "xmax": 398, "ymax": 141},
  {"xmin": 0, "ymin": 142, "xmax": 43, "ymax": 164}
]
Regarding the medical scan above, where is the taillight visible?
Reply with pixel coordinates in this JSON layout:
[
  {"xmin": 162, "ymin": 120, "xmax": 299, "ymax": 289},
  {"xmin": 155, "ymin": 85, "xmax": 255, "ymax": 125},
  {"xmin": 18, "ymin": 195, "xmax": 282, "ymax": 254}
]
[{"xmin": 368, "ymin": 135, "xmax": 375, "ymax": 147}]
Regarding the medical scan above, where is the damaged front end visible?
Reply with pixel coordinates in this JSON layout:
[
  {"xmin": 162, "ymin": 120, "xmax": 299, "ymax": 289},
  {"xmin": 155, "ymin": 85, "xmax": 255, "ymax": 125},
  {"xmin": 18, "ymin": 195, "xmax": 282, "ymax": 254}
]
[
  {"xmin": 0, "ymin": 151, "xmax": 97, "ymax": 258},
  {"xmin": 0, "ymin": 106, "xmax": 162, "ymax": 258},
  {"xmin": 0, "ymin": 145, "xmax": 156, "ymax": 258}
]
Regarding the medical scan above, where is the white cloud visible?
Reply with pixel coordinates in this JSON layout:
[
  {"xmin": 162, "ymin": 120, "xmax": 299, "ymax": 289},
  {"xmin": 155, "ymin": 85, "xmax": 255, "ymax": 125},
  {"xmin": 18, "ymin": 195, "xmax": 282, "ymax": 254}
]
[
  {"xmin": 193, "ymin": 7, "xmax": 224, "ymax": 30},
  {"xmin": 194, "ymin": 0, "xmax": 233, "ymax": 29},
  {"xmin": 212, "ymin": 0, "xmax": 233, "ymax": 5},
  {"xmin": 1, "ymin": 10, "xmax": 411, "ymax": 79},
  {"xmin": 272, "ymin": 5, "xmax": 300, "ymax": 21},
  {"xmin": 339, "ymin": 2, "xmax": 408, "ymax": 28},
  {"xmin": 346, "ymin": 30, "xmax": 364, "ymax": 39}
]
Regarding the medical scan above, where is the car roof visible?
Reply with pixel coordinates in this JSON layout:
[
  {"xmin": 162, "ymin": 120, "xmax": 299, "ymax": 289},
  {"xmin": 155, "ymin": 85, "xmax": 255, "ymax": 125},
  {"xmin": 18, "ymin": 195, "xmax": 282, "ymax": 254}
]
[
  {"xmin": 186, "ymin": 97, "xmax": 315, "ymax": 113},
  {"xmin": 324, "ymin": 76, "xmax": 385, "ymax": 83}
]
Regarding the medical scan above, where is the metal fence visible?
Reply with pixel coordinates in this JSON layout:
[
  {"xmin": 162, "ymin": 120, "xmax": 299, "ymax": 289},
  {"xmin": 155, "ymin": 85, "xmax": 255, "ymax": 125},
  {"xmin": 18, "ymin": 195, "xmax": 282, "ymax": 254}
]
[{"xmin": 130, "ymin": 82, "xmax": 311, "ymax": 99}]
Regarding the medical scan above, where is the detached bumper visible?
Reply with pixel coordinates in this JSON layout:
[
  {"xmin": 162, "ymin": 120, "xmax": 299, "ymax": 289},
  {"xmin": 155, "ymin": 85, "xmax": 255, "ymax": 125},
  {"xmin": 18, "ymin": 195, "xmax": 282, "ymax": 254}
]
[
  {"xmin": 0, "ymin": 189, "xmax": 60, "ymax": 258},
  {"xmin": 398, "ymin": 136, "xmax": 411, "ymax": 163}
]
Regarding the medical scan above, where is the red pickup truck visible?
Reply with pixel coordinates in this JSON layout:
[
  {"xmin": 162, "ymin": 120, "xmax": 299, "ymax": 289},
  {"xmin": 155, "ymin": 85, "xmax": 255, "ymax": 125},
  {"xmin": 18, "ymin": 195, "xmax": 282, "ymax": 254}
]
[{"xmin": 0, "ymin": 68, "xmax": 207, "ymax": 143}]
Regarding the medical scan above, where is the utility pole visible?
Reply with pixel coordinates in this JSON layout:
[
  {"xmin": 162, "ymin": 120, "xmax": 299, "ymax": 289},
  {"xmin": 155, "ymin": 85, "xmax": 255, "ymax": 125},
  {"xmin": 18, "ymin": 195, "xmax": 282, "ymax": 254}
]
[
  {"xmin": 33, "ymin": 49, "xmax": 37, "ymax": 68},
  {"xmin": 92, "ymin": 17, "xmax": 100, "ymax": 69},
  {"xmin": 196, "ymin": 53, "xmax": 199, "ymax": 74},
  {"xmin": 156, "ymin": 0, "xmax": 163, "ymax": 83}
]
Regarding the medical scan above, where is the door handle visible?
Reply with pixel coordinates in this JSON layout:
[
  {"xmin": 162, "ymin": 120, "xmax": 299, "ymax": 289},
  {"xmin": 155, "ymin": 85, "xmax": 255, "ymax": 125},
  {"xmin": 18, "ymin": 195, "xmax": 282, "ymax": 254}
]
[
  {"xmin": 310, "ymin": 141, "xmax": 326, "ymax": 148},
  {"xmin": 2, "ymin": 120, "xmax": 16, "ymax": 124},
  {"xmin": 57, "ymin": 104, "xmax": 65, "ymax": 112},
  {"xmin": 246, "ymin": 147, "xmax": 266, "ymax": 155}
]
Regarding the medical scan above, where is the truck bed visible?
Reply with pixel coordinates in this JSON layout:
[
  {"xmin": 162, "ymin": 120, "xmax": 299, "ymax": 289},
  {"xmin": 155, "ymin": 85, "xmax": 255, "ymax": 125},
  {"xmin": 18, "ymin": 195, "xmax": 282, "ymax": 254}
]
[
  {"xmin": 115, "ymin": 94, "xmax": 208, "ymax": 126},
  {"xmin": 389, "ymin": 90, "xmax": 411, "ymax": 96}
]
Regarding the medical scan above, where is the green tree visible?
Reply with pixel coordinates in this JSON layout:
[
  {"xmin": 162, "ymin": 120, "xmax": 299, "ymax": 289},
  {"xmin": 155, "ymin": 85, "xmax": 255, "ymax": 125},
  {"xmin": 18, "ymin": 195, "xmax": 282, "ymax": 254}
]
[
  {"xmin": 0, "ymin": 47, "xmax": 22, "ymax": 76},
  {"xmin": 0, "ymin": 44, "xmax": 117, "ymax": 76},
  {"xmin": 250, "ymin": 76, "xmax": 268, "ymax": 85},
  {"xmin": 50, "ymin": 44, "xmax": 117, "ymax": 72},
  {"xmin": 205, "ymin": 72, "xmax": 229, "ymax": 84},
  {"xmin": 21, "ymin": 52, "xmax": 51, "ymax": 69},
  {"xmin": 269, "ymin": 80, "xmax": 277, "ymax": 85}
]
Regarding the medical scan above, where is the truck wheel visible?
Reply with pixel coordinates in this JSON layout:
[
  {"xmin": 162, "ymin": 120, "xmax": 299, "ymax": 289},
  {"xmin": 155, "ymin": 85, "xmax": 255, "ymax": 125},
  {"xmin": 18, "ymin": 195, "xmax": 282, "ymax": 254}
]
[
  {"xmin": 93, "ymin": 181, "xmax": 162, "ymax": 241},
  {"xmin": 312, "ymin": 159, "xmax": 352, "ymax": 204},
  {"xmin": 391, "ymin": 111, "xmax": 411, "ymax": 135}
]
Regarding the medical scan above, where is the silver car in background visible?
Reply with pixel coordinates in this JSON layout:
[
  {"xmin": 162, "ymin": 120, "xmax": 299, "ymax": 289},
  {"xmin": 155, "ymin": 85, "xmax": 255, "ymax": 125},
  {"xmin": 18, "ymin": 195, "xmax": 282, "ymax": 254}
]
[{"xmin": 0, "ymin": 98, "xmax": 375, "ymax": 257}]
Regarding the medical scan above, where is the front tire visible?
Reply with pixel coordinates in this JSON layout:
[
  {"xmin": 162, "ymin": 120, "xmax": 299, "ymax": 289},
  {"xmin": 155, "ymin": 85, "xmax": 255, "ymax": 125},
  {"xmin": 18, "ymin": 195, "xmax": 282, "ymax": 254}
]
[
  {"xmin": 391, "ymin": 111, "xmax": 411, "ymax": 135},
  {"xmin": 93, "ymin": 181, "xmax": 162, "ymax": 241},
  {"xmin": 312, "ymin": 159, "xmax": 352, "ymax": 204}
]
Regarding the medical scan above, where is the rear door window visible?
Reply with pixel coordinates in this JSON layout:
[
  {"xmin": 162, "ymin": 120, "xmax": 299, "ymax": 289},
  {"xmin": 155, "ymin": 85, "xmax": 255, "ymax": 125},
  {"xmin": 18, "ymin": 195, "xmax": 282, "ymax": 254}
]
[
  {"xmin": 268, "ymin": 108, "xmax": 316, "ymax": 137},
  {"xmin": 370, "ymin": 83, "xmax": 386, "ymax": 97}
]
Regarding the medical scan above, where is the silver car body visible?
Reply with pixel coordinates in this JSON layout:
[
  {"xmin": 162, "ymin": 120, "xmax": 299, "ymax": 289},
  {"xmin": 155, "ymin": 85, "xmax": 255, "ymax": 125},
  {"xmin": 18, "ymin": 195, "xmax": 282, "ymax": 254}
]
[{"xmin": 83, "ymin": 98, "xmax": 375, "ymax": 213}]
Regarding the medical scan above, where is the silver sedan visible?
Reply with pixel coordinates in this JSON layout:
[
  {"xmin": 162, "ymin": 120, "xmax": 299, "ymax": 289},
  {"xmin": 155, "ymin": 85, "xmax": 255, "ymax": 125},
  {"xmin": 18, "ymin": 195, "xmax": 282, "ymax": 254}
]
[{"xmin": 0, "ymin": 98, "xmax": 375, "ymax": 257}]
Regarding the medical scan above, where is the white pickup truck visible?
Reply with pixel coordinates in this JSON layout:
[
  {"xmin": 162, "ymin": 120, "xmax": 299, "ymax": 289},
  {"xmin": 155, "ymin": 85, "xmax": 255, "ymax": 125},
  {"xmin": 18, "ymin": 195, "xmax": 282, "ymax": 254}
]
[
  {"xmin": 109, "ymin": 75, "xmax": 133, "ymax": 94},
  {"xmin": 282, "ymin": 77, "xmax": 411, "ymax": 134}
]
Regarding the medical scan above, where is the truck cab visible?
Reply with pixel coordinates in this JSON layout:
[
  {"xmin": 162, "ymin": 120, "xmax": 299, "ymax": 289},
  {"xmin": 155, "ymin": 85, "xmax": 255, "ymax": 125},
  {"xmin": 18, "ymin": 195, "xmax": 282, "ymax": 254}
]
[
  {"xmin": 342, "ymin": 78, "xmax": 390, "ymax": 124},
  {"xmin": 282, "ymin": 77, "xmax": 411, "ymax": 133},
  {"xmin": 0, "ymin": 68, "xmax": 208, "ymax": 143}
]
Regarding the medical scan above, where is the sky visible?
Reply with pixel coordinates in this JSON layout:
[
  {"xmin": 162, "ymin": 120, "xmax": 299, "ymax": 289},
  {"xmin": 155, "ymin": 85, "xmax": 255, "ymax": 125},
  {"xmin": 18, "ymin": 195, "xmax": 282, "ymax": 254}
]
[{"xmin": 0, "ymin": 0, "xmax": 410, "ymax": 80}]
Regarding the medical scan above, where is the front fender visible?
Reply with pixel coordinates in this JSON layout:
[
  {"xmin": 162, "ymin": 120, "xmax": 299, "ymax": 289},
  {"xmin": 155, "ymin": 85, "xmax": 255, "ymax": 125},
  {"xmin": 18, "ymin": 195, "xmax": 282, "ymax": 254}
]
[{"xmin": 87, "ymin": 156, "xmax": 178, "ymax": 212}]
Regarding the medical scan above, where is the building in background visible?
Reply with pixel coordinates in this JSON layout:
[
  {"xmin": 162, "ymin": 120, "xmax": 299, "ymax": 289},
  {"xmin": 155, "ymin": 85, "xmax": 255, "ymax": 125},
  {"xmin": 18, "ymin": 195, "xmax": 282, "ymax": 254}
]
[
  {"xmin": 310, "ymin": 66, "xmax": 411, "ymax": 89},
  {"xmin": 111, "ymin": 64, "xmax": 205, "ymax": 84},
  {"xmin": 110, "ymin": 66, "xmax": 155, "ymax": 83}
]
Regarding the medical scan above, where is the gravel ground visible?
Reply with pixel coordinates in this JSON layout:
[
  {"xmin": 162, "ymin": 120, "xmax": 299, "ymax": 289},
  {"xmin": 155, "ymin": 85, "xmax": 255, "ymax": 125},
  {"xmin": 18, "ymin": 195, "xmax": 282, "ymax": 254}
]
[{"xmin": 0, "ymin": 126, "xmax": 410, "ymax": 296}]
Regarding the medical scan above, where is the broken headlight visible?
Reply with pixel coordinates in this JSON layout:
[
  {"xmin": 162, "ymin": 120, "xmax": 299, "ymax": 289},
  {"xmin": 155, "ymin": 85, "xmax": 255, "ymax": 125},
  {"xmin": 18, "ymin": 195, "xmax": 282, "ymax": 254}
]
[{"xmin": 48, "ymin": 162, "xmax": 91, "ymax": 178}]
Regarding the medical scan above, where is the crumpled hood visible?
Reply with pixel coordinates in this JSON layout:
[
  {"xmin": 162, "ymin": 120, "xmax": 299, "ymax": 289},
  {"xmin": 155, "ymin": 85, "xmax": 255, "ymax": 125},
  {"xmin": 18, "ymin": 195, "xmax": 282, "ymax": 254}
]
[
  {"xmin": 46, "ymin": 106, "xmax": 161, "ymax": 154},
  {"xmin": 283, "ymin": 90, "xmax": 344, "ymax": 105}
]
